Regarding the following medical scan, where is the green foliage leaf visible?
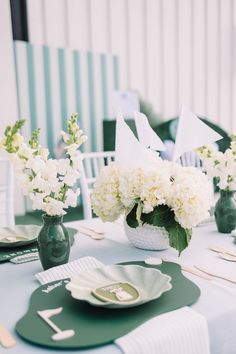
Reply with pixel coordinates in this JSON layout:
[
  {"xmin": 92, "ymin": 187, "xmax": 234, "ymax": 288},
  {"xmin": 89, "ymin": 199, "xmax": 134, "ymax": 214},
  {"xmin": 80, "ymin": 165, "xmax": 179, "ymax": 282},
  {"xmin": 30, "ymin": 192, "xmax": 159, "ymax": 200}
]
[
  {"xmin": 141, "ymin": 205, "xmax": 175, "ymax": 228},
  {"xmin": 126, "ymin": 203, "xmax": 192, "ymax": 255},
  {"xmin": 167, "ymin": 221, "xmax": 192, "ymax": 256},
  {"xmin": 126, "ymin": 204, "xmax": 139, "ymax": 228}
]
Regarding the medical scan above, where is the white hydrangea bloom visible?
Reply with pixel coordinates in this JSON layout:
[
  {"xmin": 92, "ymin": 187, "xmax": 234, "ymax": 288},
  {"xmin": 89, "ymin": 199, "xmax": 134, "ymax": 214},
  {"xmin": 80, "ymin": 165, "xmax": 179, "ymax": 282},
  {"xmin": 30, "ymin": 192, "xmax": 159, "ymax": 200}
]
[
  {"xmin": 168, "ymin": 167, "xmax": 212, "ymax": 229},
  {"xmin": 119, "ymin": 163, "xmax": 171, "ymax": 213},
  {"xmin": 91, "ymin": 160, "xmax": 212, "ymax": 231},
  {"xmin": 91, "ymin": 163, "xmax": 126, "ymax": 222}
]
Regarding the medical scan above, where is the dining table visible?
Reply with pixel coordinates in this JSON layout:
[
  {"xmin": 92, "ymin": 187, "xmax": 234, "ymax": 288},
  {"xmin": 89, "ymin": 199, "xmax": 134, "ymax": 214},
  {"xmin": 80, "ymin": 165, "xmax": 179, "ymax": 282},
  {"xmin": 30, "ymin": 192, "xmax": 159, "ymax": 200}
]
[{"xmin": 1, "ymin": 217, "xmax": 236, "ymax": 354}]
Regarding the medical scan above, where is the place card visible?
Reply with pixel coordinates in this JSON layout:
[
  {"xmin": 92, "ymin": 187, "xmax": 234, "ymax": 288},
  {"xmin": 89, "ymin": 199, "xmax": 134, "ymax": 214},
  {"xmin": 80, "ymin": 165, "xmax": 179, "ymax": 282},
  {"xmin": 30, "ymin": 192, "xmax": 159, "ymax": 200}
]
[
  {"xmin": 0, "ymin": 246, "xmax": 38, "ymax": 263},
  {"xmin": 92, "ymin": 282, "xmax": 140, "ymax": 304}
]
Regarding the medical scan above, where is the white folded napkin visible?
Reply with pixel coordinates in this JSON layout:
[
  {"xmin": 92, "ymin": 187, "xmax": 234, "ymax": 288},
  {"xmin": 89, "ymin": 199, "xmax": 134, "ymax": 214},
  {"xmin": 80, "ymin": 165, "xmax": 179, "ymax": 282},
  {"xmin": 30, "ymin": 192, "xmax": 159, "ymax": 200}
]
[
  {"xmin": 35, "ymin": 256, "xmax": 103, "ymax": 285},
  {"xmin": 115, "ymin": 307, "xmax": 210, "ymax": 354}
]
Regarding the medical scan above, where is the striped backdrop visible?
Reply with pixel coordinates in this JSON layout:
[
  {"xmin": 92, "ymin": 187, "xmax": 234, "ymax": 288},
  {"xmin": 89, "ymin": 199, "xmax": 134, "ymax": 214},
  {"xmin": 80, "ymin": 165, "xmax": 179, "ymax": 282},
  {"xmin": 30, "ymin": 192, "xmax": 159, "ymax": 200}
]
[{"xmin": 13, "ymin": 40, "xmax": 120, "ymax": 155}]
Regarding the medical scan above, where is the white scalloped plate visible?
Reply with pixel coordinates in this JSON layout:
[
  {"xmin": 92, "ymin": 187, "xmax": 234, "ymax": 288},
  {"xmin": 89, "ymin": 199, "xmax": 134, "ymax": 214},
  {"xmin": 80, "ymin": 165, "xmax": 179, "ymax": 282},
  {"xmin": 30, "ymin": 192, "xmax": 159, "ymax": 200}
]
[
  {"xmin": 66, "ymin": 264, "xmax": 172, "ymax": 308},
  {"xmin": 0, "ymin": 225, "xmax": 40, "ymax": 248},
  {"xmin": 0, "ymin": 225, "xmax": 78, "ymax": 249}
]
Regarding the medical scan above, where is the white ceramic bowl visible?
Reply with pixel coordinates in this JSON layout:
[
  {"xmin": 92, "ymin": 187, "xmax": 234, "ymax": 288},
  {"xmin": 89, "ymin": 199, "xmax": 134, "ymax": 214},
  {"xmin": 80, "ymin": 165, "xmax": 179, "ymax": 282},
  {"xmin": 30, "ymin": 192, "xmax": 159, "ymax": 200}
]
[
  {"xmin": 66, "ymin": 264, "xmax": 172, "ymax": 308},
  {"xmin": 124, "ymin": 221, "xmax": 170, "ymax": 251}
]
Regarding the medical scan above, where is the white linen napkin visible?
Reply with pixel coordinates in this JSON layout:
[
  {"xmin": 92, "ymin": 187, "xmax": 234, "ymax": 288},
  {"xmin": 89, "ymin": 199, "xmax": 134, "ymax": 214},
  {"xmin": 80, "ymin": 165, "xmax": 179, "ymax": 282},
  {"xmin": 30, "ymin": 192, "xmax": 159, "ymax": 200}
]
[
  {"xmin": 134, "ymin": 111, "xmax": 166, "ymax": 151},
  {"xmin": 115, "ymin": 109, "xmax": 149, "ymax": 168},
  {"xmin": 115, "ymin": 307, "xmax": 210, "ymax": 354},
  {"xmin": 35, "ymin": 256, "xmax": 103, "ymax": 285},
  {"xmin": 172, "ymin": 105, "xmax": 222, "ymax": 161}
]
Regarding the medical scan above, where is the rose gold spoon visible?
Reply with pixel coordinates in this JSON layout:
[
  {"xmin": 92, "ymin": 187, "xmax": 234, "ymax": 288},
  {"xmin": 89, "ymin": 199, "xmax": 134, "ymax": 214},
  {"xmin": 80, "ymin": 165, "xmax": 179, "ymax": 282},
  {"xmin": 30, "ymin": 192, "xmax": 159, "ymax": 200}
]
[{"xmin": 218, "ymin": 253, "xmax": 236, "ymax": 262}]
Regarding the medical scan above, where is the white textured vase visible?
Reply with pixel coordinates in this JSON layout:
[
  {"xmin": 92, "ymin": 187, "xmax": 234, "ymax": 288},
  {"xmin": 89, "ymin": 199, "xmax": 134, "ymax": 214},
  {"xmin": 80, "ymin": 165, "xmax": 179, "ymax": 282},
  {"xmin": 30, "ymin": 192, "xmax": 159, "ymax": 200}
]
[{"xmin": 124, "ymin": 220, "xmax": 170, "ymax": 251}]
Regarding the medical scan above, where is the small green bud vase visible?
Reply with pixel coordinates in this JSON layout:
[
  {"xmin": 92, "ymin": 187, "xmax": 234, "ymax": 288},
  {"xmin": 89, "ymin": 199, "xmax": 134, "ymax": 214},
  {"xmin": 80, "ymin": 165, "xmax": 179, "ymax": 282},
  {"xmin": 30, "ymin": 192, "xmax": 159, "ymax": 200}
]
[
  {"xmin": 214, "ymin": 190, "xmax": 236, "ymax": 233},
  {"xmin": 37, "ymin": 214, "xmax": 70, "ymax": 270}
]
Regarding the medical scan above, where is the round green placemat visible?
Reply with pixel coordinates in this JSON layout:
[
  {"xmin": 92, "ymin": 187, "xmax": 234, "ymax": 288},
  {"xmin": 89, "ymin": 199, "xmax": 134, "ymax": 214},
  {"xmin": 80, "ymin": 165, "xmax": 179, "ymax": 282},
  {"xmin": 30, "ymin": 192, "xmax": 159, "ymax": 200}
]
[{"xmin": 15, "ymin": 260, "xmax": 200, "ymax": 349}]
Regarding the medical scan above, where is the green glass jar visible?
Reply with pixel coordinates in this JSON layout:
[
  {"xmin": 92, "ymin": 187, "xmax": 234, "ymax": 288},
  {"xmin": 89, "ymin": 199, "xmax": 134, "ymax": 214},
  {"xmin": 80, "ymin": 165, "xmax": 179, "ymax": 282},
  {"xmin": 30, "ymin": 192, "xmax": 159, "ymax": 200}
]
[
  {"xmin": 37, "ymin": 214, "xmax": 70, "ymax": 270},
  {"xmin": 214, "ymin": 190, "xmax": 236, "ymax": 233}
]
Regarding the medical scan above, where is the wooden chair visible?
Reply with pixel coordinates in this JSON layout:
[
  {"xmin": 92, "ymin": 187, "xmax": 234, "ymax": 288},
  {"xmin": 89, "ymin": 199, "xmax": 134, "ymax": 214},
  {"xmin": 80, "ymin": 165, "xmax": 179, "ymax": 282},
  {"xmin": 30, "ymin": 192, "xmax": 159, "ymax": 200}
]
[{"xmin": 79, "ymin": 151, "xmax": 115, "ymax": 219}]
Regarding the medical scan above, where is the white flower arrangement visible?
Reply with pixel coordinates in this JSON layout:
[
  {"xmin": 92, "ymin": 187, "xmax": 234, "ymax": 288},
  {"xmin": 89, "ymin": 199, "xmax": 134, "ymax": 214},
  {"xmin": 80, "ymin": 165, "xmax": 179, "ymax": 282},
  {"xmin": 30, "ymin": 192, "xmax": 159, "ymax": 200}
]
[
  {"xmin": 197, "ymin": 137, "xmax": 236, "ymax": 191},
  {"xmin": 91, "ymin": 153, "xmax": 212, "ymax": 254},
  {"xmin": 0, "ymin": 113, "xmax": 87, "ymax": 216}
]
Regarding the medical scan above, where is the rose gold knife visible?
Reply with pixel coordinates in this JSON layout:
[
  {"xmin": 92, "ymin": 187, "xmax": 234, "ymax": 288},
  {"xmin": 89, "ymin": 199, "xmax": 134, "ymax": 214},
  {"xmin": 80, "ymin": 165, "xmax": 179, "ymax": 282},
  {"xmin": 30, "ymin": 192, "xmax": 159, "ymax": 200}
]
[
  {"xmin": 162, "ymin": 258, "xmax": 212, "ymax": 280},
  {"xmin": 194, "ymin": 266, "xmax": 236, "ymax": 284},
  {"xmin": 181, "ymin": 265, "xmax": 213, "ymax": 280},
  {"xmin": 0, "ymin": 325, "xmax": 16, "ymax": 348},
  {"xmin": 210, "ymin": 246, "xmax": 236, "ymax": 258}
]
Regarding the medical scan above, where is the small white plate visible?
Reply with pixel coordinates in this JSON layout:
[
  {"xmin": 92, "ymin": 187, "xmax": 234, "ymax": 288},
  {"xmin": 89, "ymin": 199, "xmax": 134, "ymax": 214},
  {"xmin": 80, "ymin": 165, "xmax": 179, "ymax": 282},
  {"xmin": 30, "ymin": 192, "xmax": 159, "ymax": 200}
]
[
  {"xmin": 66, "ymin": 264, "xmax": 172, "ymax": 309},
  {"xmin": 0, "ymin": 225, "xmax": 40, "ymax": 248}
]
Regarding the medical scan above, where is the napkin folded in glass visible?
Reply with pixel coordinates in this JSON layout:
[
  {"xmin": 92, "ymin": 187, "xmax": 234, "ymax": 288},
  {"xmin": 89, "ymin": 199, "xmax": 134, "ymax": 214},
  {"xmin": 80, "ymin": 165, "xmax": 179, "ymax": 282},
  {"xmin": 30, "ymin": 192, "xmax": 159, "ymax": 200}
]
[{"xmin": 35, "ymin": 257, "xmax": 210, "ymax": 354}]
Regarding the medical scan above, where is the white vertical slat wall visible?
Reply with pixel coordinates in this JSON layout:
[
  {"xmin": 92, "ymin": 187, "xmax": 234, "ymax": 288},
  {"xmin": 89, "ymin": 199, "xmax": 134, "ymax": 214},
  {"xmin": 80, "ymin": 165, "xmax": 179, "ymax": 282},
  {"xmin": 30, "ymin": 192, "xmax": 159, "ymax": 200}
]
[
  {"xmin": 163, "ymin": 0, "xmax": 178, "ymax": 117},
  {"xmin": 0, "ymin": 0, "xmax": 25, "ymax": 215},
  {"xmin": 26, "ymin": 0, "xmax": 236, "ymax": 133},
  {"xmin": 206, "ymin": 0, "xmax": 218, "ymax": 121}
]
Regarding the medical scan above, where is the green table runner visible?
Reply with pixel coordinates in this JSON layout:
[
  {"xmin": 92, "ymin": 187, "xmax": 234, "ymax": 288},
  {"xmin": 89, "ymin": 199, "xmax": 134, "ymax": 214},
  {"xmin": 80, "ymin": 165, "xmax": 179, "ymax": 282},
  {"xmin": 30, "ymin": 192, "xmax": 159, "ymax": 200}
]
[{"xmin": 15, "ymin": 260, "xmax": 200, "ymax": 349}]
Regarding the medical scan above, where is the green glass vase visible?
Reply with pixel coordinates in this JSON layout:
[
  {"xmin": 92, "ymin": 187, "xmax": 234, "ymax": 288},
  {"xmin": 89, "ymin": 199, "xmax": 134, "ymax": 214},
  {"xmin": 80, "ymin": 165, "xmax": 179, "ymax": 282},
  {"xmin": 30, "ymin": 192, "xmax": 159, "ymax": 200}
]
[
  {"xmin": 37, "ymin": 214, "xmax": 70, "ymax": 270},
  {"xmin": 214, "ymin": 190, "xmax": 236, "ymax": 233}
]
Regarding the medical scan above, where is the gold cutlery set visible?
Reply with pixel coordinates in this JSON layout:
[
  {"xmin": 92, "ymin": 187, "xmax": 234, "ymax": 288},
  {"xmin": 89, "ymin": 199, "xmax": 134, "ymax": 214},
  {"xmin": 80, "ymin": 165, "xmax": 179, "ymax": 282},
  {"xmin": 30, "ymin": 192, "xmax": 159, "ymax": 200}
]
[
  {"xmin": 210, "ymin": 246, "xmax": 236, "ymax": 262},
  {"xmin": 77, "ymin": 225, "xmax": 106, "ymax": 240},
  {"xmin": 163, "ymin": 245, "xmax": 236, "ymax": 285}
]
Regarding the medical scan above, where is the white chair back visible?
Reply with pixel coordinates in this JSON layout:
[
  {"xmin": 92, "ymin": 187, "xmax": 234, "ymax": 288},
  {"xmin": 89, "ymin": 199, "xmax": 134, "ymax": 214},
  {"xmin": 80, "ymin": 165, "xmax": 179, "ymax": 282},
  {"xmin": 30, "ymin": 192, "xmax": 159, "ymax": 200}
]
[
  {"xmin": 178, "ymin": 151, "xmax": 202, "ymax": 168},
  {"xmin": 0, "ymin": 158, "xmax": 14, "ymax": 227},
  {"xmin": 80, "ymin": 151, "xmax": 115, "ymax": 219}
]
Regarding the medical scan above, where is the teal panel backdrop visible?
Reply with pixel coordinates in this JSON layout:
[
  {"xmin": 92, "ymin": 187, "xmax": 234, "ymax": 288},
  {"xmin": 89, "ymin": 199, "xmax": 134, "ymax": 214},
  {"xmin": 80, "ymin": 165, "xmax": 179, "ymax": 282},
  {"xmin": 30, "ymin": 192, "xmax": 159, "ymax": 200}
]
[
  {"xmin": 13, "ymin": 41, "xmax": 120, "ymax": 155},
  {"xmin": 13, "ymin": 41, "xmax": 120, "ymax": 211}
]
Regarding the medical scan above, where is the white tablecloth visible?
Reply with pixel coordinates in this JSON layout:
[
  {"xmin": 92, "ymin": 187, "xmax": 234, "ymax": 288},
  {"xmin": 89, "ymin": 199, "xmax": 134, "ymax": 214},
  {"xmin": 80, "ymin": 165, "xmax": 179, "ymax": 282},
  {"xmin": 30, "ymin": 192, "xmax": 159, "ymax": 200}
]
[{"xmin": 1, "ymin": 219, "xmax": 236, "ymax": 354}]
